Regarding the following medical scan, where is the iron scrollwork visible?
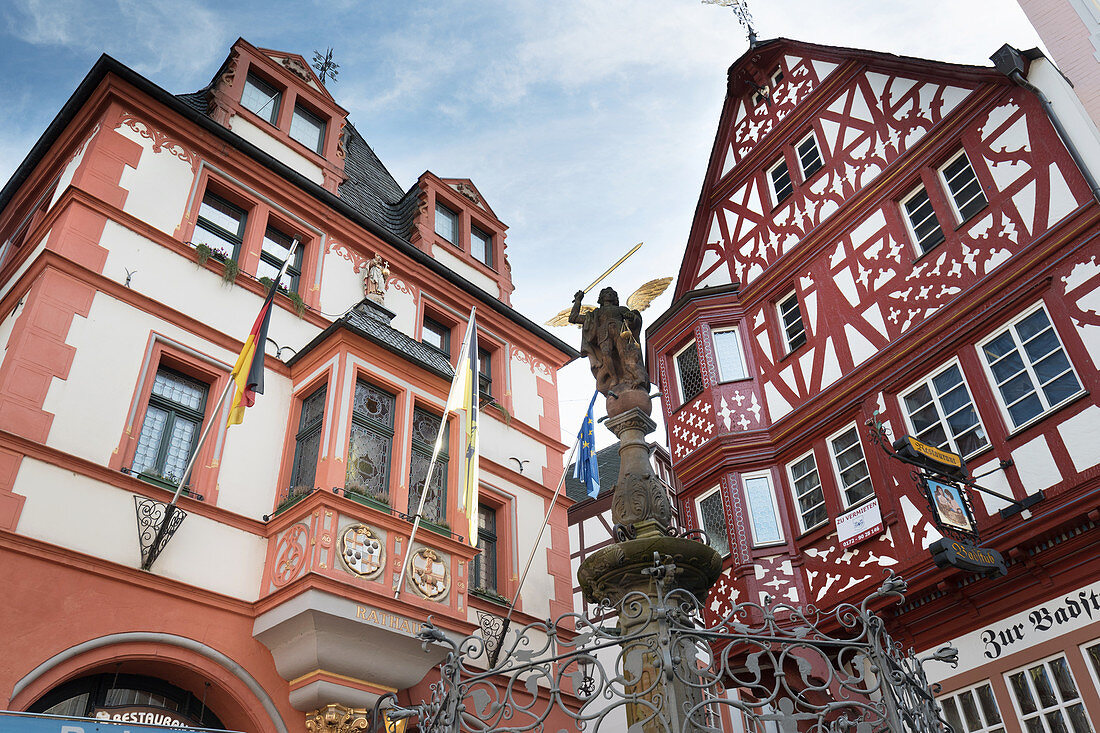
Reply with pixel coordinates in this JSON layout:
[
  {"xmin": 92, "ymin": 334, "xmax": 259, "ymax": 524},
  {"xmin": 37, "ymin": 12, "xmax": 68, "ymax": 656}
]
[
  {"xmin": 378, "ymin": 558, "xmax": 957, "ymax": 732},
  {"xmin": 134, "ymin": 495, "xmax": 187, "ymax": 568}
]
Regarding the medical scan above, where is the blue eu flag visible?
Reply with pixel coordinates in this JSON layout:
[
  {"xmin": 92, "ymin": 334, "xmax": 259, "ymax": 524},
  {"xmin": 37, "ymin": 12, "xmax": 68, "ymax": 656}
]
[{"xmin": 574, "ymin": 391, "xmax": 601, "ymax": 499}]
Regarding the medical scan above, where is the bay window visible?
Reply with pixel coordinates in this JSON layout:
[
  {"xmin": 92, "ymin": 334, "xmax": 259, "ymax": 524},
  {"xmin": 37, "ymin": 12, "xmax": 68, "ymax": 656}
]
[{"xmin": 345, "ymin": 380, "xmax": 396, "ymax": 504}]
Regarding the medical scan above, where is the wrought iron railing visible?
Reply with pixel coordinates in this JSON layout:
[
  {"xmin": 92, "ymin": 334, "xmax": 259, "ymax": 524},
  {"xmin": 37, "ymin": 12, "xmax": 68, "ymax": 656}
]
[{"xmin": 376, "ymin": 559, "xmax": 957, "ymax": 732}]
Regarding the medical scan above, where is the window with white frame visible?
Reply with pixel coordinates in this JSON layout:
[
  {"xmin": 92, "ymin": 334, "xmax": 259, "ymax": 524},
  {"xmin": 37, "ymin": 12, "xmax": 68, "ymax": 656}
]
[
  {"xmin": 768, "ymin": 157, "xmax": 794, "ymax": 204},
  {"xmin": 901, "ymin": 361, "xmax": 988, "ymax": 459},
  {"xmin": 979, "ymin": 304, "xmax": 1083, "ymax": 430},
  {"xmin": 289, "ymin": 104, "xmax": 326, "ymax": 154},
  {"xmin": 796, "ymin": 132, "xmax": 824, "ymax": 179},
  {"xmin": 1005, "ymin": 654, "xmax": 1093, "ymax": 733},
  {"xmin": 696, "ymin": 486, "xmax": 730, "ymax": 557},
  {"xmin": 241, "ymin": 73, "xmax": 281, "ymax": 124},
  {"xmin": 940, "ymin": 150, "xmax": 987, "ymax": 222},
  {"xmin": 712, "ymin": 327, "xmax": 747, "ymax": 381},
  {"xmin": 675, "ymin": 341, "xmax": 705, "ymax": 405},
  {"xmin": 938, "ymin": 681, "xmax": 1006, "ymax": 733},
  {"xmin": 777, "ymin": 291, "xmax": 807, "ymax": 352},
  {"xmin": 741, "ymin": 472, "xmax": 784, "ymax": 546},
  {"xmin": 435, "ymin": 202, "xmax": 457, "ymax": 244},
  {"xmin": 829, "ymin": 426, "xmax": 874, "ymax": 507},
  {"xmin": 770, "ymin": 68, "xmax": 784, "ymax": 87},
  {"xmin": 788, "ymin": 451, "xmax": 827, "ymax": 531},
  {"xmin": 901, "ymin": 184, "xmax": 945, "ymax": 256},
  {"xmin": 1082, "ymin": 638, "xmax": 1100, "ymax": 692}
]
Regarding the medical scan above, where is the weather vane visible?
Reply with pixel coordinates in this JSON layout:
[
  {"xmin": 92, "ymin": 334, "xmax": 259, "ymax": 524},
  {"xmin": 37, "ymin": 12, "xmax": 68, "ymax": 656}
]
[
  {"xmin": 701, "ymin": 0, "xmax": 758, "ymax": 46},
  {"xmin": 312, "ymin": 48, "xmax": 340, "ymax": 84}
]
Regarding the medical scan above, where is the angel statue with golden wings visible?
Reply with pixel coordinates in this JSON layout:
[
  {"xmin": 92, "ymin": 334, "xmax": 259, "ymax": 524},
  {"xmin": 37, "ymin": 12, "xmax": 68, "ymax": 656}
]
[{"xmin": 547, "ymin": 277, "xmax": 671, "ymax": 416}]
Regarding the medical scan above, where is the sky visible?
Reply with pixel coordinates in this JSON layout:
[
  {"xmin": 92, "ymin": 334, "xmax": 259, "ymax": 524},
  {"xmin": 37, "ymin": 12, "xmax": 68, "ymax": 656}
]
[{"xmin": 0, "ymin": 0, "xmax": 1045, "ymax": 449}]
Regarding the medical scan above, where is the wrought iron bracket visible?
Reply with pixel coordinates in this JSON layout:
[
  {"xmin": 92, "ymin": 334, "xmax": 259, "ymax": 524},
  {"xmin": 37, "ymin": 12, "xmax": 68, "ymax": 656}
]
[{"xmin": 135, "ymin": 496, "xmax": 187, "ymax": 570}]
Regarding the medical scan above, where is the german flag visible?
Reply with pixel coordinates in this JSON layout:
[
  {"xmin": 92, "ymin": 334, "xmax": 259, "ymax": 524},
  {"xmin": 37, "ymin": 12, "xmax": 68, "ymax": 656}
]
[{"xmin": 227, "ymin": 240, "xmax": 298, "ymax": 427}]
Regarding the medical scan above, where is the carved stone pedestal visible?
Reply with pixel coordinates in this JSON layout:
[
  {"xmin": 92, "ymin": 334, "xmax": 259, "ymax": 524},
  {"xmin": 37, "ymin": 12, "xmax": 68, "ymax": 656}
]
[
  {"xmin": 576, "ymin": 404, "xmax": 722, "ymax": 732},
  {"xmin": 305, "ymin": 703, "xmax": 369, "ymax": 733}
]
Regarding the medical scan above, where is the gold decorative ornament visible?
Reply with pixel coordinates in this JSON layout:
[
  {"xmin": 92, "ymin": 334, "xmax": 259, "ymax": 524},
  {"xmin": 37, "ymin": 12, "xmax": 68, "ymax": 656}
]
[
  {"xmin": 408, "ymin": 547, "xmax": 450, "ymax": 600},
  {"xmin": 339, "ymin": 524, "xmax": 385, "ymax": 579}
]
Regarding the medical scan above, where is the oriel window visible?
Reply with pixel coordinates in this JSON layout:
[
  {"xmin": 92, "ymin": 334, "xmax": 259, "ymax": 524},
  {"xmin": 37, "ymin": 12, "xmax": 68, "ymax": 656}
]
[
  {"xmin": 408, "ymin": 407, "xmax": 449, "ymax": 524},
  {"xmin": 345, "ymin": 380, "xmax": 396, "ymax": 503},
  {"xmin": 290, "ymin": 385, "xmax": 326, "ymax": 490}
]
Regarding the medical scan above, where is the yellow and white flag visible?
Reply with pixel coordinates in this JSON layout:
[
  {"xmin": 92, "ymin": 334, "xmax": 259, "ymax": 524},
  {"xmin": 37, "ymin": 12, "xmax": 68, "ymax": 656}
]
[{"xmin": 444, "ymin": 308, "xmax": 480, "ymax": 546}]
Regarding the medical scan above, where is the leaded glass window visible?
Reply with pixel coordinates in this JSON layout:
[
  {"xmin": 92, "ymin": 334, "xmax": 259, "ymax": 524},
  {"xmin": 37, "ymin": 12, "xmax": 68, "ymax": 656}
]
[
  {"xmin": 939, "ymin": 682, "xmax": 1005, "ymax": 733},
  {"xmin": 1006, "ymin": 656, "xmax": 1092, "ymax": 733},
  {"xmin": 472, "ymin": 504, "xmax": 498, "ymax": 593},
  {"xmin": 696, "ymin": 487, "xmax": 730, "ymax": 557},
  {"xmin": 676, "ymin": 342, "xmax": 704, "ymax": 405},
  {"xmin": 830, "ymin": 426, "xmax": 873, "ymax": 507},
  {"xmin": 902, "ymin": 362, "xmax": 988, "ymax": 459},
  {"xmin": 345, "ymin": 380, "xmax": 395, "ymax": 502},
  {"xmin": 290, "ymin": 386, "xmax": 326, "ymax": 490},
  {"xmin": 132, "ymin": 368, "xmax": 207, "ymax": 484},
  {"xmin": 789, "ymin": 452, "xmax": 827, "ymax": 531},
  {"xmin": 981, "ymin": 305, "xmax": 1082, "ymax": 430},
  {"xmin": 742, "ymin": 473, "xmax": 783, "ymax": 546},
  {"xmin": 408, "ymin": 407, "xmax": 449, "ymax": 524}
]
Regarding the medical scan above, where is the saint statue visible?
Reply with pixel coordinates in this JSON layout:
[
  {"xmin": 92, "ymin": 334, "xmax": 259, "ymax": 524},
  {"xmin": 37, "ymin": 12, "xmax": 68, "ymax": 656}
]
[{"xmin": 364, "ymin": 253, "xmax": 390, "ymax": 303}]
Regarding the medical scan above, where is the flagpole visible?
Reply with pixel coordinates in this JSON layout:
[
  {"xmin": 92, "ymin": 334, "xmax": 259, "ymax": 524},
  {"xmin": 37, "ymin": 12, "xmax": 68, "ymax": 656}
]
[
  {"xmin": 393, "ymin": 429, "xmax": 446, "ymax": 598},
  {"xmin": 393, "ymin": 307, "xmax": 476, "ymax": 598},
  {"xmin": 501, "ymin": 427, "xmax": 585, "ymax": 627},
  {"xmin": 142, "ymin": 238, "xmax": 299, "ymax": 572}
]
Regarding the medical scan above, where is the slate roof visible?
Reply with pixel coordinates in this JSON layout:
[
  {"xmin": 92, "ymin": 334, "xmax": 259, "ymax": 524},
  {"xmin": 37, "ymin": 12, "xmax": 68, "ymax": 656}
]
[
  {"xmin": 287, "ymin": 300, "xmax": 454, "ymax": 380},
  {"xmin": 565, "ymin": 443, "xmax": 621, "ymax": 504}
]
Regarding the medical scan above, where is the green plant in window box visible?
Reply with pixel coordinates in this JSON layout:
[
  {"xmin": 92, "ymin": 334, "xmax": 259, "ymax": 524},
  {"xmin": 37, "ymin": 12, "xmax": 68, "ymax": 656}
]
[
  {"xmin": 136, "ymin": 470, "xmax": 180, "ymax": 492},
  {"xmin": 257, "ymin": 277, "xmax": 307, "ymax": 318},
  {"xmin": 470, "ymin": 587, "xmax": 509, "ymax": 605},
  {"xmin": 194, "ymin": 242, "xmax": 213, "ymax": 266},
  {"xmin": 421, "ymin": 518, "xmax": 452, "ymax": 538},
  {"xmin": 221, "ymin": 258, "xmax": 240, "ymax": 284},
  {"xmin": 344, "ymin": 489, "xmax": 391, "ymax": 513}
]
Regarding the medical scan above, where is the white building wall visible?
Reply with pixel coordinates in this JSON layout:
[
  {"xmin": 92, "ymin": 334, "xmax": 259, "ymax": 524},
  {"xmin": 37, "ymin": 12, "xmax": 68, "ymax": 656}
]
[
  {"xmin": 115, "ymin": 122, "xmax": 197, "ymax": 236},
  {"xmin": 230, "ymin": 116, "xmax": 325, "ymax": 186},
  {"xmin": 1029, "ymin": 56, "xmax": 1100, "ymax": 182}
]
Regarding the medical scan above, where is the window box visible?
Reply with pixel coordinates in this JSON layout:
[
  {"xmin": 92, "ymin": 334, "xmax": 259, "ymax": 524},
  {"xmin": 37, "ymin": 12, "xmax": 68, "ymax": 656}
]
[
  {"xmin": 469, "ymin": 587, "xmax": 509, "ymax": 606},
  {"xmin": 136, "ymin": 471, "xmax": 181, "ymax": 493},
  {"xmin": 344, "ymin": 489, "xmax": 392, "ymax": 514}
]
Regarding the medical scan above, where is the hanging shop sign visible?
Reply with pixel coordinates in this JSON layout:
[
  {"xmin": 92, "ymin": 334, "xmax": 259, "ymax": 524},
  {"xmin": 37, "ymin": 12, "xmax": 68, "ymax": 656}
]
[
  {"xmin": 921, "ymin": 477, "xmax": 979, "ymax": 541},
  {"xmin": 929, "ymin": 538, "xmax": 1006, "ymax": 576},
  {"xmin": 836, "ymin": 496, "xmax": 884, "ymax": 548},
  {"xmin": 893, "ymin": 436, "xmax": 967, "ymax": 480}
]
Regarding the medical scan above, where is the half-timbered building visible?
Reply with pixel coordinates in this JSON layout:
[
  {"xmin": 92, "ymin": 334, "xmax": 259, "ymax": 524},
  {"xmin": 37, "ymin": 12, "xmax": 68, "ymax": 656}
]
[
  {"xmin": 0, "ymin": 38, "xmax": 579, "ymax": 732},
  {"xmin": 647, "ymin": 38, "xmax": 1100, "ymax": 731}
]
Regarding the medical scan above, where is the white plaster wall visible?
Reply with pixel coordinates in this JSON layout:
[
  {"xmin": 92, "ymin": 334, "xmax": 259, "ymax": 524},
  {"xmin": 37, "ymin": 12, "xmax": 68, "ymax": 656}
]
[
  {"xmin": 0, "ymin": 297, "xmax": 25, "ymax": 374},
  {"xmin": 1011, "ymin": 434, "xmax": 1063, "ymax": 494},
  {"xmin": 969, "ymin": 458, "xmax": 1014, "ymax": 515},
  {"xmin": 386, "ymin": 283, "xmax": 417, "ymax": 338},
  {"xmin": 13, "ymin": 458, "xmax": 267, "ymax": 600},
  {"xmin": 1056, "ymin": 404, "xmax": 1100, "ymax": 473},
  {"xmin": 51, "ymin": 128, "xmax": 98, "ymax": 209},
  {"xmin": 1030, "ymin": 57, "xmax": 1100, "ymax": 184},
  {"xmin": 509, "ymin": 479, "xmax": 556, "ymax": 615},
  {"xmin": 230, "ymin": 116, "xmax": 324, "ymax": 186},
  {"xmin": 431, "ymin": 246, "xmax": 497, "ymax": 296},
  {"xmin": 41, "ymin": 288, "xmax": 294, "ymax": 521},
  {"xmin": 0, "ymin": 235, "xmax": 48, "ymax": 304},
  {"xmin": 100, "ymin": 221, "xmax": 321, "ymax": 355},
  {"xmin": 115, "ymin": 124, "xmax": 196, "ymax": 236},
  {"xmin": 478, "ymin": 413, "xmax": 548, "ymax": 482},
  {"xmin": 508, "ymin": 355, "xmax": 542, "ymax": 426},
  {"xmin": 317, "ymin": 249, "xmax": 363, "ymax": 321}
]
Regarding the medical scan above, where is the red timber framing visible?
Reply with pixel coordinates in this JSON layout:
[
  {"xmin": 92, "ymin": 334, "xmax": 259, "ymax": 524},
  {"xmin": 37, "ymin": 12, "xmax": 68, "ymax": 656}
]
[{"xmin": 647, "ymin": 37, "xmax": 1100, "ymax": 728}]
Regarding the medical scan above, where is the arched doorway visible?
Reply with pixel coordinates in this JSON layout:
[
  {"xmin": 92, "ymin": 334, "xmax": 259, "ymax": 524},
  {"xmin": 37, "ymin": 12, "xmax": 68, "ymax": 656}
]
[{"xmin": 28, "ymin": 672, "xmax": 226, "ymax": 729}]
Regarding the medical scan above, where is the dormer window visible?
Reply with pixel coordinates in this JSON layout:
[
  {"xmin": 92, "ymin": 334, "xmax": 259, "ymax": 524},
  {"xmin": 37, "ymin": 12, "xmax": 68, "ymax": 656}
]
[
  {"xmin": 241, "ymin": 73, "xmax": 281, "ymax": 125},
  {"xmin": 290, "ymin": 104, "xmax": 325, "ymax": 154},
  {"xmin": 435, "ymin": 203, "xmax": 457, "ymax": 244},
  {"xmin": 471, "ymin": 225, "xmax": 492, "ymax": 268}
]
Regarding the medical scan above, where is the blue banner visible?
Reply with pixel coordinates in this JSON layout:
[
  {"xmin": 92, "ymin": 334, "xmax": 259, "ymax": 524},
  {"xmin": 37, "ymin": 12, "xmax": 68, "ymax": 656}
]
[{"xmin": 0, "ymin": 711, "xmax": 230, "ymax": 733}]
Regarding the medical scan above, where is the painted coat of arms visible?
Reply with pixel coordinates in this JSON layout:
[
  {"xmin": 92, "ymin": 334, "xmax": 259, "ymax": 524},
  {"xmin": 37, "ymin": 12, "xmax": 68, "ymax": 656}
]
[
  {"xmin": 339, "ymin": 524, "xmax": 385, "ymax": 579},
  {"xmin": 409, "ymin": 547, "xmax": 449, "ymax": 600}
]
